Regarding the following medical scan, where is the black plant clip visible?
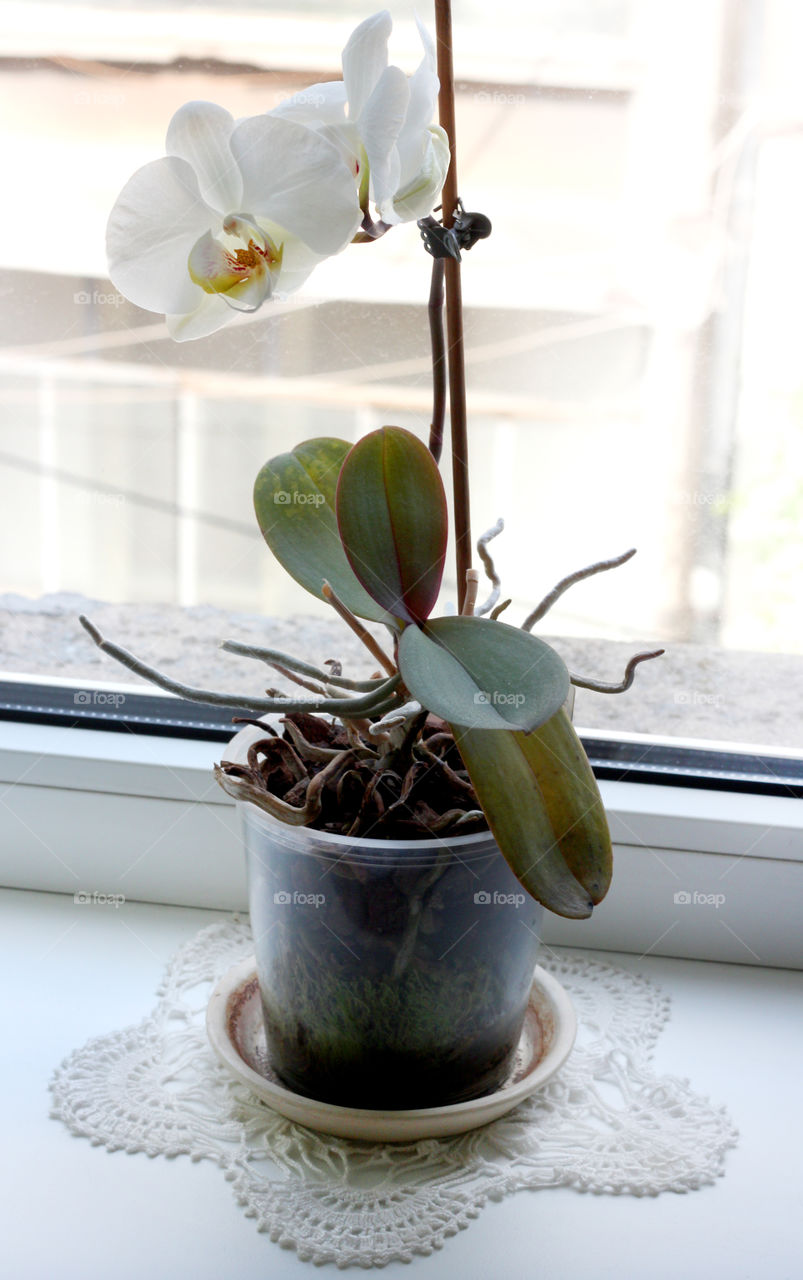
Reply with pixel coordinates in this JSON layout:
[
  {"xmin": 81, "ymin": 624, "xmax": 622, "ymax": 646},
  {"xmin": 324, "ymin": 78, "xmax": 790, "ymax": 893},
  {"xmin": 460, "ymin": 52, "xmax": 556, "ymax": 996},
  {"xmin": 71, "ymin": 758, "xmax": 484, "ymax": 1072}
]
[{"xmin": 417, "ymin": 199, "xmax": 492, "ymax": 262}]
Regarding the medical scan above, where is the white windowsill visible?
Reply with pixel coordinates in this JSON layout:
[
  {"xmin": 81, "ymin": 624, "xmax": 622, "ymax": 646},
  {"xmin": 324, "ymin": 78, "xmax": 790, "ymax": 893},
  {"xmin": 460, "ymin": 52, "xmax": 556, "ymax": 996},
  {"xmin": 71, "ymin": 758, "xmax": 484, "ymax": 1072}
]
[
  {"xmin": 5, "ymin": 885, "xmax": 801, "ymax": 1279},
  {"xmin": 1, "ymin": 713, "xmax": 801, "ymax": 968}
]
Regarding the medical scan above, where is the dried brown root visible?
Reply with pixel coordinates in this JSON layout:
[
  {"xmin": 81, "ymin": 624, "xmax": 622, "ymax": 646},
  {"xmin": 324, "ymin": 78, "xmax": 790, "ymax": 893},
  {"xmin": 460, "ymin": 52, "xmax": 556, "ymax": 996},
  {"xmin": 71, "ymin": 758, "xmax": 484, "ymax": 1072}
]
[{"xmin": 217, "ymin": 712, "xmax": 485, "ymax": 840}]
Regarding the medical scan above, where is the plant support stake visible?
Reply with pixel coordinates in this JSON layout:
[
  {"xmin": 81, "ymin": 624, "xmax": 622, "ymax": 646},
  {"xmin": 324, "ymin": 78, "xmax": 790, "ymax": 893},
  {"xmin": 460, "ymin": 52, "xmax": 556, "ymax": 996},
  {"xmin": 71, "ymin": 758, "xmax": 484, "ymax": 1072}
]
[{"xmin": 435, "ymin": 0, "xmax": 472, "ymax": 612}]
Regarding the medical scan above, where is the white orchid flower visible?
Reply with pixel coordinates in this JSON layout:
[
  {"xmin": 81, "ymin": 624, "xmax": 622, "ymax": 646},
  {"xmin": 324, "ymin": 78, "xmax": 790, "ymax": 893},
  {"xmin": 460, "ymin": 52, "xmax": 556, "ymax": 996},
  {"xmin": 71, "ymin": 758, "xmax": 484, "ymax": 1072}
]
[
  {"xmin": 273, "ymin": 10, "xmax": 449, "ymax": 227},
  {"xmin": 106, "ymin": 102, "xmax": 363, "ymax": 341}
]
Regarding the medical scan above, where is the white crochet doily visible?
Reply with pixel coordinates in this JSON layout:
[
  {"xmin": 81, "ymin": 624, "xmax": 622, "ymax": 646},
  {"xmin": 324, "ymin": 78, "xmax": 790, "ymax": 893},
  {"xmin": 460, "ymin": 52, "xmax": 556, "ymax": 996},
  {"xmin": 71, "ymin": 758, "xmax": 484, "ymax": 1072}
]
[{"xmin": 50, "ymin": 918, "xmax": 737, "ymax": 1268}]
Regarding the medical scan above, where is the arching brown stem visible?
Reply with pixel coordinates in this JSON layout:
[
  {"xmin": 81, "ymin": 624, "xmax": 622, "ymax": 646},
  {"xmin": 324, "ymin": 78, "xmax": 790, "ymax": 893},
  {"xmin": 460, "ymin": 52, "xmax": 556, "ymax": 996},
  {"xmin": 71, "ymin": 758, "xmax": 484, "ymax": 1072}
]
[
  {"xmin": 435, "ymin": 0, "xmax": 472, "ymax": 611},
  {"xmin": 427, "ymin": 257, "xmax": 446, "ymax": 461}
]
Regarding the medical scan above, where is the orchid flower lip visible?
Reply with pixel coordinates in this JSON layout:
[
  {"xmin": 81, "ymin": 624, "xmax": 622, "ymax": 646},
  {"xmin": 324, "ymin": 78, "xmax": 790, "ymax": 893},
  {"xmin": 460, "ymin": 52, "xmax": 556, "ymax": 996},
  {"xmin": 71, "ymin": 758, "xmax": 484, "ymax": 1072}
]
[
  {"xmin": 222, "ymin": 213, "xmax": 267, "ymax": 248},
  {"xmin": 187, "ymin": 214, "xmax": 284, "ymax": 314}
]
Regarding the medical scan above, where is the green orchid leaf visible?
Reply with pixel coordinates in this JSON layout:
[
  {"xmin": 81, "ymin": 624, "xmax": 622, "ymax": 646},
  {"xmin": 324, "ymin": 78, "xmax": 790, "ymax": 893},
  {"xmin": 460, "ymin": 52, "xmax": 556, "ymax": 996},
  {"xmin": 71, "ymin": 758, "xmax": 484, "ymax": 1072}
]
[
  {"xmin": 451, "ymin": 709, "xmax": 613, "ymax": 920},
  {"xmin": 397, "ymin": 616, "xmax": 569, "ymax": 731},
  {"xmin": 336, "ymin": 426, "xmax": 448, "ymax": 624},
  {"xmin": 253, "ymin": 437, "xmax": 390, "ymax": 624}
]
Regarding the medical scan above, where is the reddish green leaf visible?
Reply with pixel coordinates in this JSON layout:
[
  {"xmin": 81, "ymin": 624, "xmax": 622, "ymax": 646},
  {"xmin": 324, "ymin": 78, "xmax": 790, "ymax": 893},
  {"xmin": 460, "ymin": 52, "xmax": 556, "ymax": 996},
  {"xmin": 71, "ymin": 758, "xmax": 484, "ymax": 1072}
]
[
  {"xmin": 254, "ymin": 437, "xmax": 389, "ymax": 623},
  {"xmin": 451, "ymin": 710, "xmax": 612, "ymax": 919},
  {"xmin": 336, "ymin": 426, "xmax": 447, "ymax": 623}
]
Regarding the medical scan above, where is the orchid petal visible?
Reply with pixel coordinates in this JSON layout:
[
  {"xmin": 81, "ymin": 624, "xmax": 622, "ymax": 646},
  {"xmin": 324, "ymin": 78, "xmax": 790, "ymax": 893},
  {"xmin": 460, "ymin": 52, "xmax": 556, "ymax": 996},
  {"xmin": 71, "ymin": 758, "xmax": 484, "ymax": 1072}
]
[
  {"xmin": 262, "ymin": 234, "xmax": 323, "ymax": 297},
  {"xmin": 271, "ymin": 81, "xmax": 347, "ymax": 127},
  {"xmin": 360, "ymin": 64, "xmax": 408, "ymax": 207},
  {"xmin": 402, "ymin": 22, "xmax": 440, "ymax": 152},
  {"xmin": 271, "ymin": 257, "xmax": 319, "ymax": 297},
  {"xmin": 320, "ymin": 123, "xmax": 363, "ymax": 182},
  {"xmin": 270, "ymin": 84, "xmax": 359, "ymax": 184},
  {"xmin": 165, "ymin": 101, "xmax": 243, "ymax": 214},
  {"xmin": 383, "ymin": 125, "xmax": 450, "ymax": 223},
  {"xmin": 166, "ymin": 294, "xmax": 231, "ymax": 342},
  {"xmin": 188, "ymin": 230, "xmax": 246, "ymax": 295},
  {"xmin": 390, "ymin": 19, "xmax": 443, "ymax": 208},
  {"xmin": 342, "ymin": 9, "xmax": 391, "ymax": 120},
  {"xmin": 219, "ymin": 266, "xmax": 274, "ymax": 313},
  {"xmin": 414, "ymin": 13, "xmax": 438, "ymax": 72},
  {"xmin": 231, "ymin": 115, "xmax": 361, "ymax": 254},
  {"xmin": 106, "ymin": 155, "xmax": 211, "ymax": 315}
]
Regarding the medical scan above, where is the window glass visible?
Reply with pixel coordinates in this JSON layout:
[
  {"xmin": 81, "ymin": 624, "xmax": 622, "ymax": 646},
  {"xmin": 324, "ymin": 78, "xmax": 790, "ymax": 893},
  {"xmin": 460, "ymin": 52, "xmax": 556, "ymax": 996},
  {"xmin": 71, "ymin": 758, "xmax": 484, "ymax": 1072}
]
[{"xmin": 0, "ymin": 0, "xmax": 800, "ymax": 751}]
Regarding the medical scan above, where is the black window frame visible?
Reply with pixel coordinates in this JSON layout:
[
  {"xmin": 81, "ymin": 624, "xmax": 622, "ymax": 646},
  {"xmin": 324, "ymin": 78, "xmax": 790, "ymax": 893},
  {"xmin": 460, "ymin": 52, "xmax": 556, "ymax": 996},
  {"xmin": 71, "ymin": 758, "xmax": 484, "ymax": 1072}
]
[{"xmin": 2, "ymin": 679, "xmax": 801, "ymax": 799}]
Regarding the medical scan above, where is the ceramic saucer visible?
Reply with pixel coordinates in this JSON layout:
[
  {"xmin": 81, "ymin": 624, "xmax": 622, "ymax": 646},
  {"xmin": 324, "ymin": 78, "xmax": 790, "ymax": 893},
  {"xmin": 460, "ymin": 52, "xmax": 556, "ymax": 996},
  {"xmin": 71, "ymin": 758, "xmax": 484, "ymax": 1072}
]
[{"xmin": 206, "ymin": 957, "xmax": 576, "ymax": 1142}]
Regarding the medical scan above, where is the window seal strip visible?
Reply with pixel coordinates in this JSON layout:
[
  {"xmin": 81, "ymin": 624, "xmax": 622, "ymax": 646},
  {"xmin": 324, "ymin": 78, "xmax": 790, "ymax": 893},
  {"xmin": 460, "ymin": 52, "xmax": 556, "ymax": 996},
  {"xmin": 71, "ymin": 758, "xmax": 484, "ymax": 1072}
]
[{"xmin": 0, "ymin": 679, "xmax": 800, "ymax": 797}]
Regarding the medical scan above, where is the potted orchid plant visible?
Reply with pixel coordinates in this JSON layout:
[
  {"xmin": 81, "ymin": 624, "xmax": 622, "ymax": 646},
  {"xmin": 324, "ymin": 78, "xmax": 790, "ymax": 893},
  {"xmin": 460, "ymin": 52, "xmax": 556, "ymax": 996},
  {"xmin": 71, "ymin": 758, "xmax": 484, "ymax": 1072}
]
[{"xmin": 81, "ymin": 6, "xmax": 661, "ymax": 1110}]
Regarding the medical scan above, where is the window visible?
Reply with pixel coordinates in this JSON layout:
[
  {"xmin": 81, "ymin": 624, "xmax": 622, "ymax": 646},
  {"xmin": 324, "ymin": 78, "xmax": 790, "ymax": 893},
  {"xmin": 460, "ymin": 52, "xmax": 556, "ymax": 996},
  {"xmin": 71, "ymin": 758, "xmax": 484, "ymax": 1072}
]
[
  {"xmin": 0, "ymin": 3, "xmax": 800, "ymax": 968},
  {"xmin": 1, "ymin": 0, "xmax": 800, "ymax": 754}
]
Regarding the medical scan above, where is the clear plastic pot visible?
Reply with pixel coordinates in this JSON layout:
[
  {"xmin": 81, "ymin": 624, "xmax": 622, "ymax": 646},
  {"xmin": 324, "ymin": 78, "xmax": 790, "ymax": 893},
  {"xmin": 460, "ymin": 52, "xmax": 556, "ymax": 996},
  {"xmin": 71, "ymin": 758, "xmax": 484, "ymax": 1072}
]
[{"xmin": 239, "ymin": 800, "xmax": 543, "ymax": 1110}]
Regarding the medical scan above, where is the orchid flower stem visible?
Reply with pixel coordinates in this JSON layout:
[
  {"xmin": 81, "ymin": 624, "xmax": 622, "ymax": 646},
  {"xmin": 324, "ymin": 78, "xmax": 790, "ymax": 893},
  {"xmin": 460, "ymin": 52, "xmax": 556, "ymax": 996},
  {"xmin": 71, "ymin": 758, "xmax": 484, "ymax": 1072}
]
[
  {"xmin": 427, "ymin": 258, "xmax": 446, "ymax": 462},
  {"xmin": 435, "ymin": 0, "xmax": 472, "ymax": 613}
]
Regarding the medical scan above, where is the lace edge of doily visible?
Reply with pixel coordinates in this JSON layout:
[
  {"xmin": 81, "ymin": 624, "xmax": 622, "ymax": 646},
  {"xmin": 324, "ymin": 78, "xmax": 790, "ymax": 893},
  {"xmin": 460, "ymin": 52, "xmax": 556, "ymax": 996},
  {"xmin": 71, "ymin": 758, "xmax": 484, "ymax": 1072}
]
[{"xmin": 47, "ymin": 919, "xmax": 741, "ymax": 1271}]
